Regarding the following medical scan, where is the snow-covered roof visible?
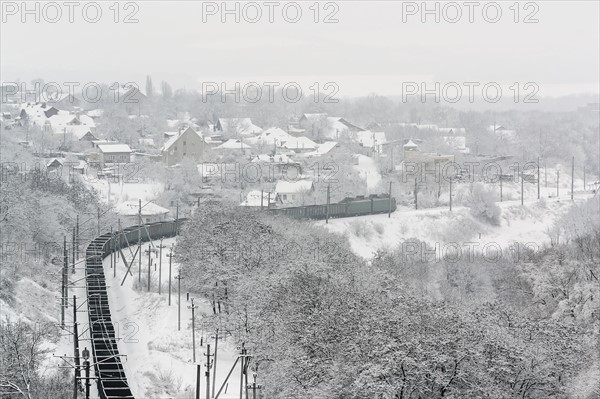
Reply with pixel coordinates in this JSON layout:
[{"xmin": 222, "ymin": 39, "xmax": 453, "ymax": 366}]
[
  {"xmin": 300, "ymin": 113, "xmax": 327, "ymax": 123},
  {"xmin": 214, "ymin": 139, "xmax": 253, "ymax": 150},
  {"xmin": 47, "ymin": 113, "xmax": 96, "ymax": 132},
  {"xmin": 303, "ymin": 141, "xmax": 338, "ymax": 157},
  {"xmin": 252, "ymin": 153, "xmax": 292, "ymax": 163},
  {"xmin": 404, "ymin": 139, "xmax": 418, "ymax": 149},
  {"xmin": 217, "ymin": 118, "xmax": 263, "ymax": 136},
  {"xmin": 275, "ymin": 179, "xmax": 314, "ymax": 194},
  {"xmin": 252, "ymin": 127, "xmax": 293, "ymax": 146},
  {"xmin": 280, "ymin": 136, "xmax": 317, "ymax": 150},
  {"xmin": 46, "ymin": 158, "xmax": 63, "ymax": 168},
  {"xmin": 161, "ymin": 128, "xmax": 203, "ymax": 152},
  {"xmin": 62, "ymin": 125, "xmax": 96, "ymax": 140},
  {"xmin": 240, "ymin": 190, "xmax": 278, "ymax": 207},
  {"xmin": 98, "ymin": 144, "xmax": 132, "ymax": 153},
  {"xmin": 115, "ymin": 201, "xmax": 169, "ymax": 216}
]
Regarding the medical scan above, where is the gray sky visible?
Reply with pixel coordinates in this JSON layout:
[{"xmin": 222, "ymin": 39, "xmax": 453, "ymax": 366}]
[{"xmin": 2, "ymin": 1, "xmax": 599, "ymax": 98}]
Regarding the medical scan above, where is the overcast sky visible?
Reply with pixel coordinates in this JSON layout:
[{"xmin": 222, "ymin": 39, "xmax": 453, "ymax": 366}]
[{"xmin": 2, "ymin": 1, "xmax": 599, "ymax": 98}]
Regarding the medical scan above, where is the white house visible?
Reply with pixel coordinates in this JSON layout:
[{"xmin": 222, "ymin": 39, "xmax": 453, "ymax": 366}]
[
  {"xmin": 275, "ymin": 179, "xmax": 315, "ymax": 205},
  {"xmin": 115, "ymin": 200, "xmax": 170, "ymax": 225}
]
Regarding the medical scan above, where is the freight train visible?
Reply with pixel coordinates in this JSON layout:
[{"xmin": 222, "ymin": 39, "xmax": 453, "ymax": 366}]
[
  {"xmin": 268, "ymin": 194, "xmax": 396, "ymax": 220},
  {"xmin": 85, "ymin": 219, "xmax": 186, "ymax": 399}
]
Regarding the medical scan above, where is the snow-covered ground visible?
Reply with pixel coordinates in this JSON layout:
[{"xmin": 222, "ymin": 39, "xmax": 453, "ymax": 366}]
[
  {"xmin": 84, "ymin": 178, "xmax": 164, "ymax": 205},
  {"xmin": 104, "ymin": 237, "xmax": 244, "ymax": 398},
  {"xmin": 320, "ymin": 193, "xmax": 593, "ymax": 259}
]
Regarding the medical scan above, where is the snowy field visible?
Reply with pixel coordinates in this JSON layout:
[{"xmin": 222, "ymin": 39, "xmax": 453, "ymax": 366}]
[{"xmin": 320, "ymin": 193, "xmax": 593, "ymax": 259}]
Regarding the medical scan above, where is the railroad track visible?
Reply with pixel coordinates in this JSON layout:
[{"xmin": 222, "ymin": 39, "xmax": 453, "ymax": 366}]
[{"xmin": 84, "ymin": 220, "xmax": 185, "ymax": 399}]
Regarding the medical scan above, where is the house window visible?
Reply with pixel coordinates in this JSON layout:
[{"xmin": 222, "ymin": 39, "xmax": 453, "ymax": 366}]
[
  {"xmin": 146, "ymin": 218, "xmax": 150, "ymax": 223},
  {"xmin": 282, "ymin": 194, "xmax": 287, "ymax": 200}
]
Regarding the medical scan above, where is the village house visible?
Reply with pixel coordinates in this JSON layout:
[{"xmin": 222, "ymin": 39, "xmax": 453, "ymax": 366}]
[
  {"xmin": 303, "ymin": 141, "xmax": 339, "ymax": 158},
  {"xmin": 280, "ymin": 136, "xmax": 318, "ymax": 153},
  {"xmin": 275, "ymin": 179, "xmax": 315, "ymax": 205},
  {"xmin": 298, "ymin": 113, "xmax": 328, "ymax": 131},
  {"xmin": 115, "ymin": 200, "xmax": 170, "ymax": 225},
  {"xmin": 251, "ymin": 127, "xmax": 293, "ymax": 147},
  {"xmin": 97, "ymin": 144, "xmax": 132, "ymax": 165},
  {"xmin": 19, "ymin": 103, "xmax": 59, "ymax": 127},
  {"xmin": 117, "ymin": 85, "xmax": 147, "ymax": 115},
  {"xmin": 161, "ymin": 127, "xmax": 205, "ymax": 166}
]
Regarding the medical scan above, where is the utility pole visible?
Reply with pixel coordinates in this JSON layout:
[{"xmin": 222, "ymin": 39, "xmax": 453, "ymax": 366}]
[
  {"xmin": 61, "ymin": 235, "xmax": 67, "ymax": 327},
  {"xmin": 112, "ymin": 228, "xmax": 116, "ymax": 278},
  {"xmin": 521, "ymin": 173, "xmax": 524, "ymax": 206},
  {"xmin": 449, "ymin": 177, "xmax": 452, "ymax": 211},
  {"xmin": 147, "ymin": 244, "xmax": 152, "ymax": 291},
  {"xmin": 175, "ymin": 271, "xmax": 184, "ymax": 330},
  {"xmin": 72, "ymin": 227, "xmax": 76, "ymax": 274},
  {"xmin": 248, "ymin": 374, "xmax": 262, "ymax": 399},
  {"xmin": 414, "ymin": 178, "xmax": 418, "ymax": 210},
  {"xmin": 196, "ymin": 364, "xmax": 201, "ymax": 399},
  {"xmin": 205, "ymin": 344, "xmax": 212, "ymax": 399},
  {"xmin": 544, "ymin": 158, "xmax": 548, "ymax": 189},
  {"xmin": 168, "ymin": 247, "xmax": 174, "ymax": 306},
  {"xmin": 212, "ymin": 329, "xmax": 219, "ymax": 398},
  {"xmin": 500, "ymin": 178, "xmax": 503, "ymax": 202},
  {"xmin": 76, "ymin": 215, "xmax": 79, "ymax": 260},
  {"xmin": 72, "ymin": 295, "xmax": 80, "ymax": 399},
  {"xmin": 239, "ymin": 346, "xmax": 245, "ymax": 399},
  {"xmin": 326, "ymin": 184, "xmax": 330, "ymax": 223},
  {"xmin": 267, "ymin": 192, "xmax": 271, "ymax": 210},
  {"xmin": 138, "ymin": 199, "xmax": 142, "ymax": 283},
  {"xmin": 189, "ymin": 298, "xmax": 198, "ymax": 362},
  {"xmin": 571, "ymin": 156, "xmax": 575, "ymax": 200},
  {"xmin": 110, "ymin": 227, "xmax": 113, "ymax": 271},
  {"xmin": 83, "ymin": 348, "xmax": 90, "ymax": 399},
  {"xmin": 158, "ymin": 239, "xmax": 163, "ymax": 295},
  {"xmin": 388, "ymin": 181, "xmax": 392, "ymax": 218},
  {"xmin": 260, "ymin": 189, "xmax": 264, "ymax": 211},
  {"xmin": 176, "ymin": 200, "xmax": 179, "ymax": 234},
  {"xmin": 537, "ymin": 157, "xmax": 541, "ymax": 199},
  {"xmin": 97, "ymin": 207, "xmax": 100, "ymax": 235}
]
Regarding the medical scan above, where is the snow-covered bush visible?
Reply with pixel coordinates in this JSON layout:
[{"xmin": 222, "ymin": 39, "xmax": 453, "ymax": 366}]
[
  {"xmin": 465, "ymin": 182, "xmax": 501, "ymax": 225},
  {"xmin": 348, "ymin": 220, "xmax": 373, "ymax": 240}
]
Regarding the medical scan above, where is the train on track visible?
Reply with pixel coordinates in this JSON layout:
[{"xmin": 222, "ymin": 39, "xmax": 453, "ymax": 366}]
[
  {"xmin": 268, "ymin": 194, "xmax": 397, "ymax": 220},
  {"xmin": 85, "ymin": 219, "xmax": 186, "ymax": 399}
]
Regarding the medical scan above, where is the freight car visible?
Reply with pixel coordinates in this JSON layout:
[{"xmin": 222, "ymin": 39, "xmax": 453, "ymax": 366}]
[{"xmin": 268, "ymin": 194, "xmax": 396, "ymax": 220}]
